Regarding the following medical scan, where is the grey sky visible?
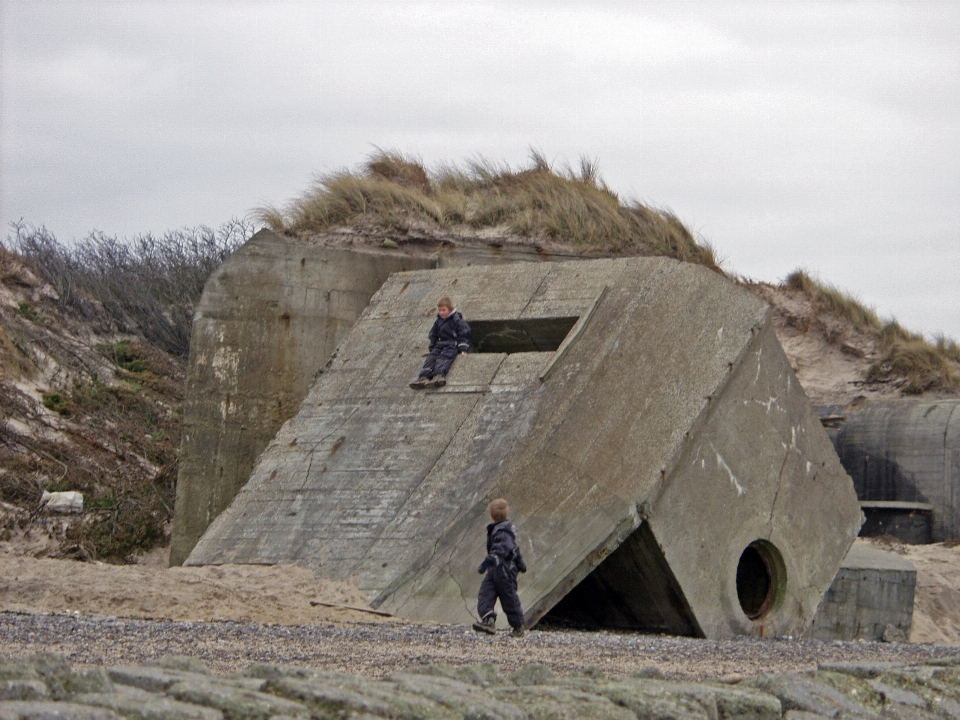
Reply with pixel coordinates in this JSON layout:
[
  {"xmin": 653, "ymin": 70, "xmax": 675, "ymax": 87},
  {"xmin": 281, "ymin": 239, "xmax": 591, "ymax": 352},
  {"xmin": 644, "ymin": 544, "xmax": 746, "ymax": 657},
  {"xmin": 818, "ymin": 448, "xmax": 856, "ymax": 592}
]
[{"xmin": 2, "ymin": 1, "xmax": 958, "ymax": 339}]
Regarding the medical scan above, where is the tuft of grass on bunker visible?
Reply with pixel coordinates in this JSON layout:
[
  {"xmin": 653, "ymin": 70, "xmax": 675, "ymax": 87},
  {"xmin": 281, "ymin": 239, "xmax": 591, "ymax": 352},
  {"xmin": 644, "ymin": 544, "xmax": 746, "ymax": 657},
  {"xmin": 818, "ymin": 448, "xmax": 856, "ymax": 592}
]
[{"xmin": 256, "ymin": 148, "xmax": 719, "ymax": 268}]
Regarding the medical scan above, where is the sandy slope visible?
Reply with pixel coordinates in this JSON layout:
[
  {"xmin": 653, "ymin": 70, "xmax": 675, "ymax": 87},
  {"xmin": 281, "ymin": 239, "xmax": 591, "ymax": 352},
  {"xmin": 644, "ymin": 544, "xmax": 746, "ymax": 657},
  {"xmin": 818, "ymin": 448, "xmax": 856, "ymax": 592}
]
[
  {"xmin": 0, "ymin": 544, "xmax": 386, "ymax": 626},
  {"xmin": 873, "ymin": 538, "xmax": 960, "ymax": 645}
]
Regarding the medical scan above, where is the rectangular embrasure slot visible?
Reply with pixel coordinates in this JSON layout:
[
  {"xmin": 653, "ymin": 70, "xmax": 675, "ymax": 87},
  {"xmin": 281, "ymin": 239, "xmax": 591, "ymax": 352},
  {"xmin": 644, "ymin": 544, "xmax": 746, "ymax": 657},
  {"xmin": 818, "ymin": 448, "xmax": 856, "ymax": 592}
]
[{"xmin": 470, "ymin": 317, "xmax": 579, "ymax": 354}]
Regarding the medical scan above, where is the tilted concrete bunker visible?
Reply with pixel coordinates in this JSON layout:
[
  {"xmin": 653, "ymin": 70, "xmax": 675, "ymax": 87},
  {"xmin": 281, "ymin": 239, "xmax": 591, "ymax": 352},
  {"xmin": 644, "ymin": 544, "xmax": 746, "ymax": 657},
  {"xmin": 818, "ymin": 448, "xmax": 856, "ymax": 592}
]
[{"xmin": 186, "ymin": 257, "xmax": 863, "ymax": 638}]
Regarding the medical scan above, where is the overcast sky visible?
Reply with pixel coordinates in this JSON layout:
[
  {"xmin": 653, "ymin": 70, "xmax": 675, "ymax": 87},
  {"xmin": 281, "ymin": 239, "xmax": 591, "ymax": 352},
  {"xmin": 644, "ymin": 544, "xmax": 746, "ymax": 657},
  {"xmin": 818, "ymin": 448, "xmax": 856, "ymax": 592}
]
[{"xmin": 2, "ymin": 2, "xmax": 958, "ymax": 339}]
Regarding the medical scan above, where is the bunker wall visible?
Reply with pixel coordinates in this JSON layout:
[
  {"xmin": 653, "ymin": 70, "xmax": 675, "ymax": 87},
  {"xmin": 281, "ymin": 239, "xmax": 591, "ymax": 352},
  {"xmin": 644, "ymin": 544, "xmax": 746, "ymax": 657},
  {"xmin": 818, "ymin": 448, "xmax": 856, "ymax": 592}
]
[
  {"xmin": 169, "ymin": 231, "xmax": 434, "ymax": 564},
  {"xmin": 649, "ymin": 320, "xmax": 862, "ymax": 638},
  {"xmin": 805, "ymin": 542, "xmax": 916, "ymax": 642},
  {"xmin": 183, "ymin": 256, "xmax": 861, "ymax": 638},
  {"xmin": 830, "ymin": 400, "xmax": 960, "ymax": 542}
]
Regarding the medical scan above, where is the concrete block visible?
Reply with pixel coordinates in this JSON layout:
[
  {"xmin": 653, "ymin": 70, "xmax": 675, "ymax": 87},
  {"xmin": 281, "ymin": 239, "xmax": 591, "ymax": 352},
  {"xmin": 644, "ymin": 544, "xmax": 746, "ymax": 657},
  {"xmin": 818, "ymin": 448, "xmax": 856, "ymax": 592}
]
[
  {"xmin": 187, "ymin": 257, "xmax": 861, "ymax": 639},
  {"xmin": 806, "ymin": 543, "xmax": 916, "ymax": 642}
]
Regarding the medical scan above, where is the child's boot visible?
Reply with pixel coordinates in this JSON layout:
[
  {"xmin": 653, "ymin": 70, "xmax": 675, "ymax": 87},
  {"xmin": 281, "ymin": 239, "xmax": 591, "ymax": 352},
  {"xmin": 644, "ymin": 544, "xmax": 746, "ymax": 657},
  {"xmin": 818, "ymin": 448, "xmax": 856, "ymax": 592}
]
[
  {"xmin": 510, "ymin": 626, "xmax": 525, "ymax": 638},
  {"xmin": 409, "ymin": 377, "xmax": 430, "ymax": 389},
  {"xmin": 472, "ymin": 612, "xmax": 496, "ymax": 635},
  {"xmin": 429, "ymin": 375, "xmax": 446, "ymax": 388}
]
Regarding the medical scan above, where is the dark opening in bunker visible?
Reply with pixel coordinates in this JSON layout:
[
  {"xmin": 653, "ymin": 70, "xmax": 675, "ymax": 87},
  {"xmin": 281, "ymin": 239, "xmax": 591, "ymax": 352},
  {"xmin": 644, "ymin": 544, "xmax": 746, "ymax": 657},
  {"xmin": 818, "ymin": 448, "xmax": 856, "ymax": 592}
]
[
  {"xmin": 537, "ymin": 522, "xmax": 703, "ymax": 636},
  {"xmin": 469, "ymin": 317, "xmax": 579, "ymax": 354},
  {"xmin": 736, "ymin": 540, "xmax": 785, "ymax": 620}
]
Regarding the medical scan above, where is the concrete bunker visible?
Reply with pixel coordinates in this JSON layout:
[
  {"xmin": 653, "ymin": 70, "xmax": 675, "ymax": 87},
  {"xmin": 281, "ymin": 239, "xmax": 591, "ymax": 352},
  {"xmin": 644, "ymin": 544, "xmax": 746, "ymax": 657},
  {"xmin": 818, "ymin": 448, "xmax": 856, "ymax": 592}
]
[
  {"xmin": 185, "ymin": 256, "xmax": 863, "ymax": 639},
  {"xmin": 827, "ymin": 399, "xmax": 960, "ymax": 543}
]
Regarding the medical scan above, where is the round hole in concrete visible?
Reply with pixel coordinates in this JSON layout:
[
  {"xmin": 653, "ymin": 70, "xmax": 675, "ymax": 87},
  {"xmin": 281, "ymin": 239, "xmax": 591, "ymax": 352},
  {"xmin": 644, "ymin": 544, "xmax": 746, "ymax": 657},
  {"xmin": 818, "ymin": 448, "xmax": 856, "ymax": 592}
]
[{"xmin": 736, "ymin": 540, "xmax": 786, "ymax": 620}]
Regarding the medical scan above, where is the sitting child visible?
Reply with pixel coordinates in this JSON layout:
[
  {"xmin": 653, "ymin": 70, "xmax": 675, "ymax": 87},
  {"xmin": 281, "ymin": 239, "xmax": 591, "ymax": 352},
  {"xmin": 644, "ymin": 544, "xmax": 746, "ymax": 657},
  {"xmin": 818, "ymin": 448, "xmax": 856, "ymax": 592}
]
[{"xmin": 409, "ymin": 296, "xmax": 471, "ymax": 389}]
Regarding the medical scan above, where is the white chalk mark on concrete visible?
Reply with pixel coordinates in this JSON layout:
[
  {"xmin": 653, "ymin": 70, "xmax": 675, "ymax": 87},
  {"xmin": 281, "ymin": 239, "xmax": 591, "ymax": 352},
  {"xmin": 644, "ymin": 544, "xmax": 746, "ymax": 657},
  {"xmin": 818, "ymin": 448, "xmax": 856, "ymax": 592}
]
[
  {"xmin": 712, "ymin": 444, "xmax": 746, "ymax": 497},
  {"xmin": 756, "ymin": 396, "xmax": 779, "ymax": 413}
]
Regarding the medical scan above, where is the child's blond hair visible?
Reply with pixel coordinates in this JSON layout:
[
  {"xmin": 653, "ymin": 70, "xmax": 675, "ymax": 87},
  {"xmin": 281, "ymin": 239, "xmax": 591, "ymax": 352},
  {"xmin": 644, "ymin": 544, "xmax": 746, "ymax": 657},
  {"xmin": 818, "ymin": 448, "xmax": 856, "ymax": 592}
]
[
  {"xmin": 488, "ymin": 498, "xmax": 509, "ymax": 522},
  {"xmin": 437, "ymin": 296, "xmax": 454, "ymax": 310}
]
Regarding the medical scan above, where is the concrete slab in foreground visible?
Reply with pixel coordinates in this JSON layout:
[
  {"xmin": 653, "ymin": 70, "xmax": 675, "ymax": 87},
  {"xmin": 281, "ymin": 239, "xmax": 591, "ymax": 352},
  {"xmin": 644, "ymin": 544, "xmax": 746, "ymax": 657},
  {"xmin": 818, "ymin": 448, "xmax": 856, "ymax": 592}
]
[{"xmin": 187, "ymin": 257, "xmax": 863, "ymax": 639}]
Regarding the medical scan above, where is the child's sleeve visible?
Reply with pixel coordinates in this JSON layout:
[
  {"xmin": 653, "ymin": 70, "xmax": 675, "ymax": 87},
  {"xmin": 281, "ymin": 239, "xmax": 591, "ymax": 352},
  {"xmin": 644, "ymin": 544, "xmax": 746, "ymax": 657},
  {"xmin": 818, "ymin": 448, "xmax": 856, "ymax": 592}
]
[{"xmin": 514, "ymin": 545, "xmax": 527, "ymax": 573}]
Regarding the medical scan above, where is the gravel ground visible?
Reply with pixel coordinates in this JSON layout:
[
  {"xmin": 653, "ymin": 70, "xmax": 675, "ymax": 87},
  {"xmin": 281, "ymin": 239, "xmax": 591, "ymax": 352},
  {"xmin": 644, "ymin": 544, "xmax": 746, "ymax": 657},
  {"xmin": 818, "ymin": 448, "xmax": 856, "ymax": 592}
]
[{"xmin": 2, "ymin": 611, "xmax": 958, "ymax": 681}]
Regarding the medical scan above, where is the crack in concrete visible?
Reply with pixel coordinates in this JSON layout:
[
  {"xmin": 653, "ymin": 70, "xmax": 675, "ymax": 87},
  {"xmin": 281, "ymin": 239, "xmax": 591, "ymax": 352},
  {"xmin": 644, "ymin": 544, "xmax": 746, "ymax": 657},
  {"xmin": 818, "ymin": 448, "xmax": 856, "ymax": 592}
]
[
  {"xmin": 517, "ymin": 266, "xmax": 556, "ymax": 319},
  {"xmin": 769, "ymin": 450, "xmax": 791, "ymax": 532}
]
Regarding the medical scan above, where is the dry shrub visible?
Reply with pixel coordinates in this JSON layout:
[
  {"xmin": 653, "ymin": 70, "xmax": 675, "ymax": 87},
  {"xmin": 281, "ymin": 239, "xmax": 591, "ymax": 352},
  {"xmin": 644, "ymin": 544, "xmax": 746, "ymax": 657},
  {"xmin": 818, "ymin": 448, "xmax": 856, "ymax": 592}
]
[
  {"xmin": 5, "ymin": 219, "xmax": 252, "ymax": 357},
  {"xmin": 367, "ymin": 148, "xmax": 432, "ymax": 192},
  {"xmin": 935, "ymin": 334, "xmax": 960, "ymax": 363},
  {"xmin": 785, "ymin": 269, "xmax": 960, "ymax": 394},
  {"xmin": 0, "ymin": 242, "xmax": 190, "ymax": 559},
  {"xmin": 785, "ymin": 269, "xmax": 881, "ymax": 332},
  {"xmin": 0, "ymin": 324, "xmax": 34, "ymax": 380},
  {"xmin": 0, "ymin": 365, "xmax": 181, "ymax": 560},
  {"xmin": 867, "ymin": 337, "xmax": 959, "ymax": 395},
  {"xmin": 256, "ymin": 149, "xmax": 719, "ymax": 268}
]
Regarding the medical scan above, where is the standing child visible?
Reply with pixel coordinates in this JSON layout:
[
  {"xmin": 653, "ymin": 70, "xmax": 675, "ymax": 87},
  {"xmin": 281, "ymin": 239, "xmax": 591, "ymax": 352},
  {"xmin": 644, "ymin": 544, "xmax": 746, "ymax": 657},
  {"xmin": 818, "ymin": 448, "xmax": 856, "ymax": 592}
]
[
  {"xmin": 409, "ymin": 296, "xmax": 471, "ymax": 389},
  {"xmin": 473, "ymin": 498, "xmax": 527, "ymax": 637}
]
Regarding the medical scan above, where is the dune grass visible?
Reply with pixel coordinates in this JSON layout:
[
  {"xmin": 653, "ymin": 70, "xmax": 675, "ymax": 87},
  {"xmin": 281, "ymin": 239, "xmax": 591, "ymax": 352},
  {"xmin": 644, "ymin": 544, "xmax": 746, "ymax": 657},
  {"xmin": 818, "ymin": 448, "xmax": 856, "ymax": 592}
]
[
  {"xmin": 262, "ymin": 151, "xmax": 956, "ymax": 396},
  {"xmin": 785, "ymin": 269, "xmax": 958, "ymax": 394},
  {"xmin": 256, "ymin": 150, "xmax": 718, "ymax": 268}
]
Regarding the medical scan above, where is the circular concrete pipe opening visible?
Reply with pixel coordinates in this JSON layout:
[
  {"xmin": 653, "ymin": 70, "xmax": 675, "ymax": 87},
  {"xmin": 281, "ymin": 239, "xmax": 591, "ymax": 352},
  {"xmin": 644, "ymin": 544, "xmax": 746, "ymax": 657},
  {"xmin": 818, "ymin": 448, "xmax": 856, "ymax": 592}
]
[{"xmin": 736, "ymin": 540, "xmax": 786, "ymax": 620}]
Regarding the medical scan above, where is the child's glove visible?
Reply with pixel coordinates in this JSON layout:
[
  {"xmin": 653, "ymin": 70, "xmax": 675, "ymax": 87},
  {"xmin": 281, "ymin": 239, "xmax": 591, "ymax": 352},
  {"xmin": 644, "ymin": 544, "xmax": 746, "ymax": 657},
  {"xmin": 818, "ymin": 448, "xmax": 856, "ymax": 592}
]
[{"xmin": 477, "ymin": 555, "xmax": 499, "ymax": 573}]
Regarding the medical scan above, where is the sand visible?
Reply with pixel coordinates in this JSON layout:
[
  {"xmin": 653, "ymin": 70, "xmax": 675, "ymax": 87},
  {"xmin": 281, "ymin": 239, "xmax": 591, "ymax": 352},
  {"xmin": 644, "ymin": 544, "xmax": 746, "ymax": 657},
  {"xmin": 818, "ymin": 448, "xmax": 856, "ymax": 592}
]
[
  {"xmin": 2, "ymin": 534, "xmax": 959, "ymax": 645},
  {"xmin": 871, "ymin": 538, "xmax": 960, "ymax": 645},
  {"xmin": 0, "ymin": 543, "xmax": 387, "ymax": 626}
]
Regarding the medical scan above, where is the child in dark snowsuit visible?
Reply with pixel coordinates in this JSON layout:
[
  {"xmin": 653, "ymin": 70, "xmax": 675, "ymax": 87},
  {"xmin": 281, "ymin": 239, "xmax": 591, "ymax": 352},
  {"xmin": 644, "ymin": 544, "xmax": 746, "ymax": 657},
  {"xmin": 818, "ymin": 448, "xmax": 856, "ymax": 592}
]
[
  {"xmin": 410, "ymin": 296, "xmax": 471, "ymax": 389},
  {"xmin": 473, "ymin": 498, "xmax": 527, "ymax": 637}
]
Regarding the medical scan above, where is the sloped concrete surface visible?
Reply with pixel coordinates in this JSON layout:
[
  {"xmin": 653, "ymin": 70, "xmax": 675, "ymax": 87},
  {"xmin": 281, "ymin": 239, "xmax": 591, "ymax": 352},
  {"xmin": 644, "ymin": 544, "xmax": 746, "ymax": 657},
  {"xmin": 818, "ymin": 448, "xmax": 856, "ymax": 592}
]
[
  {"xmin": 171, "ymin": 231, "xmax": 611, "ymax": 567},
  {"xmin": 187, "ymin": 257, "xmax": 861, "ymax": 638}
]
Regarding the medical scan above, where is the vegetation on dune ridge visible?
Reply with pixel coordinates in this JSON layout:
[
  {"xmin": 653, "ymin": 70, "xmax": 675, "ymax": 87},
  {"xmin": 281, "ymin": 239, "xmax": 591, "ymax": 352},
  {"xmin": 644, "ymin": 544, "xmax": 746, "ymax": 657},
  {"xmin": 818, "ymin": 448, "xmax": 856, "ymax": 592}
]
[
  {"xmin": 260, "ymin": 148, "xmax": 956, "ymax": 395},
  {"xmin": 256, "ymin": 149, "xmax": 718, "ymax": 268},
  {"xmin": 1, "ymin": 221, "xmax": 253, "ymax": 561},
  {"xmin": 785, "ymin": 269, "xmax": 959, "ymax": 395},
  {"xmin": 6, "ymin": 219, "xmax": 252, "ymax": 358}
]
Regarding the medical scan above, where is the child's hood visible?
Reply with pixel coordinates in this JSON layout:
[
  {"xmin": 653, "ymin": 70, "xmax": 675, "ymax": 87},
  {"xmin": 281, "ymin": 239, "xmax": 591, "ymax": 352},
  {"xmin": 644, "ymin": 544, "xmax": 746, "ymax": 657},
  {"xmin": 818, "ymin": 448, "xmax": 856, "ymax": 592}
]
[{"xmin": 487, "ymin": 519, "xmax": 516, "ymax": 538}]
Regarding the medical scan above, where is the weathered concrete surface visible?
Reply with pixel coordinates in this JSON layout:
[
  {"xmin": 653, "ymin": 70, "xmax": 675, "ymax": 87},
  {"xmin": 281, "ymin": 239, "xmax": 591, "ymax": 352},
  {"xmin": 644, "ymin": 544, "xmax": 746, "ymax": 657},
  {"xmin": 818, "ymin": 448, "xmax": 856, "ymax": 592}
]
[
  {"xmin": 169, "ymin": 230, "xmax": 435, "ymax": 565},
  {"xmin": 806, "ymin": 543, "xmax": 916, "ymax": 642},
  {"xmin": 171, "ymin": 230, "xmax": 608, "ymax": 565},
  {"xmin": 7, "ymin": 653, "xmax": 960, "ymax": 720},
  {"xmin": 829, "ymin": 400, "xmax": 960, "ymax": 542},
  {"xmin": 187, "ymin": 257, "xmax": 861, "ymax": 639}
]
